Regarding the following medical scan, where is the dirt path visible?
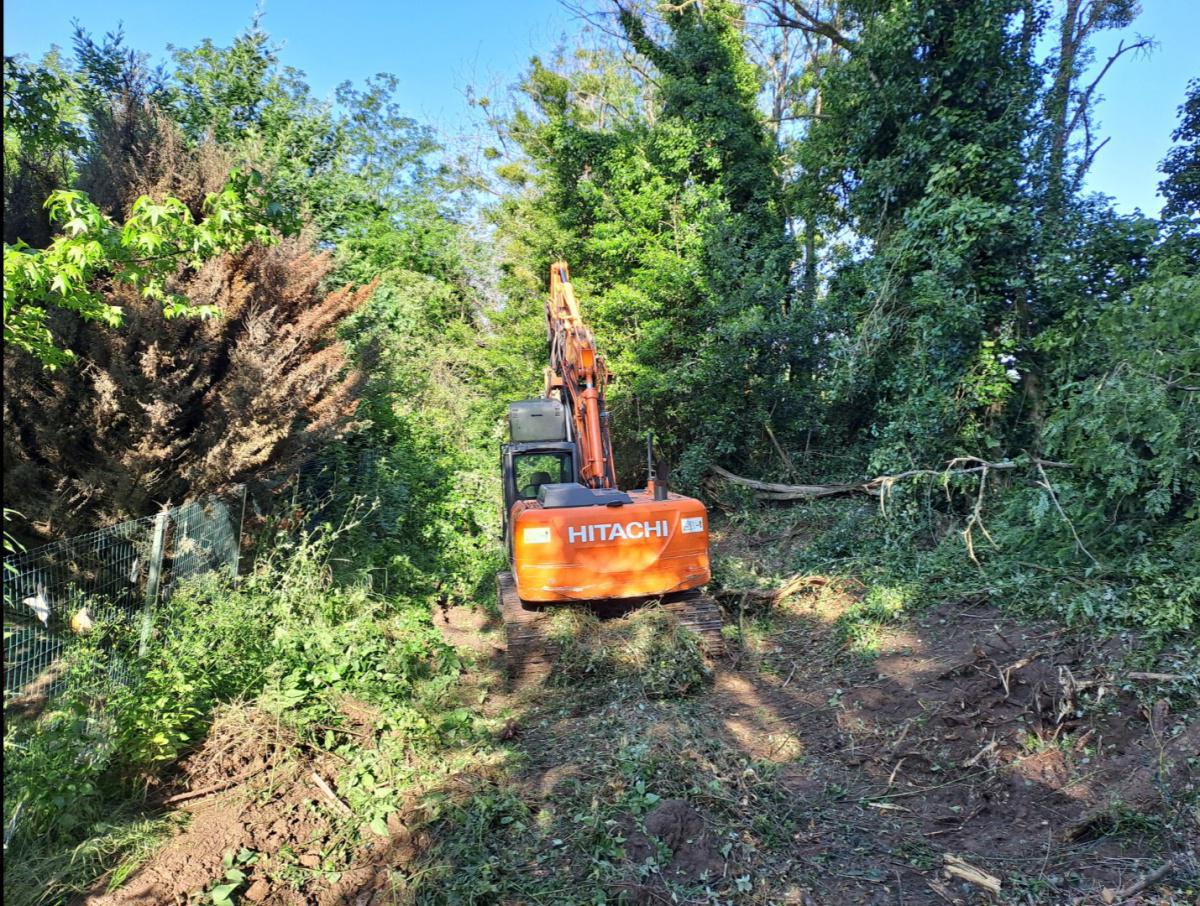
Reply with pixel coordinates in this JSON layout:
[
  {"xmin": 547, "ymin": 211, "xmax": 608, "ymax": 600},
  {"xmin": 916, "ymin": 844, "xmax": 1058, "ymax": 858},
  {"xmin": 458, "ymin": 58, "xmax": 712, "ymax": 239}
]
[
  {"xmin": 686, "ymin": 591, "xmax": 1198, "ymax": 903},
  {"xmin": 84, "ymin": 586, "xmax": 1197, "ymax": 904},
  {"xmin": 483, "ymin": 583, "xmax": 1198, "ymax": 904}
]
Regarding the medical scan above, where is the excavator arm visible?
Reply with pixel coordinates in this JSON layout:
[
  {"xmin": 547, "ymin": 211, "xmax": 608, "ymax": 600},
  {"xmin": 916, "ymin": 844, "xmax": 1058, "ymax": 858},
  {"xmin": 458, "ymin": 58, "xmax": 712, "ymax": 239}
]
[{"xmin": 545, "ymin": 262, "xmax": 617, "ymax": 489}]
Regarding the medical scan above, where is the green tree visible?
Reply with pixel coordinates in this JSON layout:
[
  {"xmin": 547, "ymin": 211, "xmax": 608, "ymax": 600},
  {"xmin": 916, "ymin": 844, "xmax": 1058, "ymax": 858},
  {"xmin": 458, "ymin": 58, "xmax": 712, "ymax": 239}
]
[
  {"xmin": 1160, "ymin": 78, "xmax": 1200, "ymax": 218},
  {"xmin": 3, "ymin": 52, "xmax": 86, "ymax": 246},
  {"xmin": 493, "ymin": 2, "xmax": 797, "ymax": 483},
  {"xmin": 797, "ymin": 0, "xmax": 1039, "ymax": 468},
  {"xmin": 168, "ymin": 23, "xmax": 292, "ymax": 144},
  {"xmin": 3, "ymin": 171, "xmax": 290, "ymax": 367}
]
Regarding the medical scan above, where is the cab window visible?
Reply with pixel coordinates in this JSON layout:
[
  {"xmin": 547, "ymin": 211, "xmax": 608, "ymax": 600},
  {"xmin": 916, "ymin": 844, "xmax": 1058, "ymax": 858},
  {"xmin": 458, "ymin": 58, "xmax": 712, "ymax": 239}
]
[{"xmin": 514, "ymin": 453, "xmax": 572, "ymax": 500}]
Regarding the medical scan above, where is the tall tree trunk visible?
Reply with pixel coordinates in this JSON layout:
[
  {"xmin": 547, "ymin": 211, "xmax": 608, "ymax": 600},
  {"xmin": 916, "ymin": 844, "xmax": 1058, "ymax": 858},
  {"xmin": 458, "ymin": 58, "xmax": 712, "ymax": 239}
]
[{"xmin": 1043, "ymin": 0, "xmax": 1082, "ymax": 226}]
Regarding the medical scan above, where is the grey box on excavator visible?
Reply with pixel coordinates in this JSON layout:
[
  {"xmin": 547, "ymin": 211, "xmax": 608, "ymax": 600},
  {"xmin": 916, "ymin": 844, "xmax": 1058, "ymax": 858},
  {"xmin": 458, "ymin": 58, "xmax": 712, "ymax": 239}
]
[{"xmin": 508, "ymin": 399, "xmax": 566, "ymax": 442}]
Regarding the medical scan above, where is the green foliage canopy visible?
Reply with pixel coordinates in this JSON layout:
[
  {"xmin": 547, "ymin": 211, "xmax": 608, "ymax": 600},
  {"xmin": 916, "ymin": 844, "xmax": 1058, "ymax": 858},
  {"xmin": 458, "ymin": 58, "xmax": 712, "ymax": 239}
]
[
  {"xmin": 493, "ymin": 0, "xmax": 797, "ymax": 483},
  {"xmin": 1160, "ymin": 78, "xmax": 1200, "ymax": 218},
  {"xmin": 3, "ymin": 170, "xmax": 292, "ymax": 367}
]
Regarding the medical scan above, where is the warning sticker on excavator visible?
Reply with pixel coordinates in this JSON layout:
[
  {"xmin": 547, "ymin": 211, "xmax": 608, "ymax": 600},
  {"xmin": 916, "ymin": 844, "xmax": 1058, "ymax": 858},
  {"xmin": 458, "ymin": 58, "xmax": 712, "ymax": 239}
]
[
  {"xmin": 681, "ymin": 517, "xmax": 704, "ymax": 534},
  {"xmin": 523, "ymin": 527, "xmax": 551, "ymax": 544}
]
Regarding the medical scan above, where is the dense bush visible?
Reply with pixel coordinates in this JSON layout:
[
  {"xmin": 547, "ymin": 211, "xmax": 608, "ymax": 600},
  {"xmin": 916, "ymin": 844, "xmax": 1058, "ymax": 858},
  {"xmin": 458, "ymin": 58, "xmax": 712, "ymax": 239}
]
[{"xmin": 2, "ymin": 525, "xmax": 464, "ymax": 868}]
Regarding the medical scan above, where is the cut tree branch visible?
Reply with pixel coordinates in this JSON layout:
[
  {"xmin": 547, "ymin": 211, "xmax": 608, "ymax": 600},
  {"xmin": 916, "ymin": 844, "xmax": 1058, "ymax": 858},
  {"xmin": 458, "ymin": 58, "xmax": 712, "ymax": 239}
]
[
  {"xmin": 1035, "ymin": 459, "xmax": 1099, "ymax": 567},
  {"xmin": 710, "ymin": 458, "xmax": 1072, "ymax": 502},
  {"xmin": 1096, "ymin": 854, "xmax": 1190, "ymax": 905},
  {"xmin": 162, "ymin": 765, "xmax": 269, "ymax": 804}
]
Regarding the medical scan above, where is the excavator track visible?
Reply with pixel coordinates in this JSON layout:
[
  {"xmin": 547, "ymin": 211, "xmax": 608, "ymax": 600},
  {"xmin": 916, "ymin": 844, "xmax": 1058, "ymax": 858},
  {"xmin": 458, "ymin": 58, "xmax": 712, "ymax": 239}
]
[
  {"xmin": 499, "ymin": 572, "xmax": 557, "ymax": 685},
  {"xmin": 660, "ymin": 588, "xmax": 725, "ymax": 656},
  {"xmin": 499, "ymin": 571, "xmax": 725, "ymax": 686}
]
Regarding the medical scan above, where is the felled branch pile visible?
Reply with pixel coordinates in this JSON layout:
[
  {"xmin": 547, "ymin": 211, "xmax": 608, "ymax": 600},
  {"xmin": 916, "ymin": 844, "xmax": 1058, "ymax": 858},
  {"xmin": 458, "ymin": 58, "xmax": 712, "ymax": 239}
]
[
  {"xmin": 713, "ymin": 457, "xmax": 1083, "ymax": 565},
  {"xmin": 715, "ymin": 573, "xmax": 859, "ymax": 611}
]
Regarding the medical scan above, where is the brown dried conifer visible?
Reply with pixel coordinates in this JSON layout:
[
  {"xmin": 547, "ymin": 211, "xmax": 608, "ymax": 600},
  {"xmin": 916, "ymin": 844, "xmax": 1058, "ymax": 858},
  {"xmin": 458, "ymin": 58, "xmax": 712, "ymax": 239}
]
[{"xmin": 2, "ymin": 239, "xmax": 373, "ymax": 539}]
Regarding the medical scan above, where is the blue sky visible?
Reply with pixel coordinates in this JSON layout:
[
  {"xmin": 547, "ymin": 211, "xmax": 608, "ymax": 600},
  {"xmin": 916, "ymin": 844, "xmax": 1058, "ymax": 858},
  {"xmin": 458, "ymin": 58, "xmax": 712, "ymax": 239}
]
[{"xmin": 4, "ymin": 0, "xmax": 1196, "ymax": 215}]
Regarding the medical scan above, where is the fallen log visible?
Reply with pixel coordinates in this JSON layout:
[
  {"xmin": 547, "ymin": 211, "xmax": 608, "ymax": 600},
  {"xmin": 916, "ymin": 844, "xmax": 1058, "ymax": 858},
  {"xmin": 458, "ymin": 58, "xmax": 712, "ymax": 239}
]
[
  {"xmin": 710, "ymin": 464, "xmax": 857, "ymax": 499},
  {"xmin": 711, "ymin": 458, "xmax": 1073, "ymax": 502}
]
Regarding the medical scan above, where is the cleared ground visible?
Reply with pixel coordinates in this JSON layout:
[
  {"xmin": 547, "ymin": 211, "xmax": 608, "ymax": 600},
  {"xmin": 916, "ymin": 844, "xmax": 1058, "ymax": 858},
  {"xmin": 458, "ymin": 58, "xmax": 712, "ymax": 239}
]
[{"xmin": 83, "ymin": 522, "xmax": 1198, "ymax": 905}]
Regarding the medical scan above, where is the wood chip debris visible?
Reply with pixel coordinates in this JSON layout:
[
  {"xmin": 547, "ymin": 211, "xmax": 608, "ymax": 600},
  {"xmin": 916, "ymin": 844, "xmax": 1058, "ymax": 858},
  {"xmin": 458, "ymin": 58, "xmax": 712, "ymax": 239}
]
[
  {"xmin": 962, "ymin": 738, "xmax": 998, "ymax": 768},
  {"xmin": 942, "ymin": 853, "xmax": 1001, "ymax": 897},
  {"xmin": 866, "ymin": 801, "xmax": 910, "ymax": 812}
]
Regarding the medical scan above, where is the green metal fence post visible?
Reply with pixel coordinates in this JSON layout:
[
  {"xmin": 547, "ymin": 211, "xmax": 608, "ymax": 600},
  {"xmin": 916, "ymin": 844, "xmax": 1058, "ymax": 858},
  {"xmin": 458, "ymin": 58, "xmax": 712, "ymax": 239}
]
[
  {"xmin": 232, "ymin": 484, "xmax": 247, "ymax": 586},
  {"xmin": 138, "ymin": 509, "xmax": 170, "ymax": 656}
]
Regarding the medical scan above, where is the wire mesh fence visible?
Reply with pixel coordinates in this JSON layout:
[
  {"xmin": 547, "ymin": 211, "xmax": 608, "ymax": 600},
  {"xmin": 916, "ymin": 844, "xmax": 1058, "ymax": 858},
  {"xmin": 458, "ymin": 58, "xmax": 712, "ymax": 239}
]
[
  {"xmin": 3, "ymin": 486, "xmax": 245, "ymax": 702},
  {"xmin": 251, "ymin": 447, "xmax": 392, "ymax": 545},
  {"xmin": 3, "ymin": 443, "xmax": 389, "ymax": 706}
]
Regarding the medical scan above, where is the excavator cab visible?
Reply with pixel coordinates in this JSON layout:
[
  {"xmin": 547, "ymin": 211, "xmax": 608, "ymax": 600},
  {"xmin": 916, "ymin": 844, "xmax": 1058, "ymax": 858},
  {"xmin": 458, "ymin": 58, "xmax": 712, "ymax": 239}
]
[
  {"xmin": 500, "ymin": 439, "xmax": 578, "ymax": 537},
  {"xmin": 501, "ymin": 397, "xmax": 579, "ymax": 543}
]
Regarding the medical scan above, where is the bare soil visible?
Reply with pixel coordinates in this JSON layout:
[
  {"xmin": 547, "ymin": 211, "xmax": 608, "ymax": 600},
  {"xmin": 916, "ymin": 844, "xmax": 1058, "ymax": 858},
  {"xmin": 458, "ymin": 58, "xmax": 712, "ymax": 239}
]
[
  {"xmin": 81, "ymin": 700, "xmax": 451, "ymax": 906},
  {"xmin": 82, "ymin": 576, "xmax": 1198, "ymax": 904},
  {"xmin": 498, "ymin": 578, "xmax": 1197, "ymax": 904},
  {"xmin": 698, "ymin": 588, "xmax": 1199, "ymax": 903}
]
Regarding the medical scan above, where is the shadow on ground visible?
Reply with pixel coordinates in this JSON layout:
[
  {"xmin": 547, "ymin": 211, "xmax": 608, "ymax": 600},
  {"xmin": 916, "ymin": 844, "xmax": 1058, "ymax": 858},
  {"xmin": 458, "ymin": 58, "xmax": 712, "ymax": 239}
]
[
  {"xmin": 82, "ymin": 581, "xmax": 1198, "ymax": 905},
  {"xmin": 398, "ymin": 581, "xmax": 1197, "ymax": 905}
]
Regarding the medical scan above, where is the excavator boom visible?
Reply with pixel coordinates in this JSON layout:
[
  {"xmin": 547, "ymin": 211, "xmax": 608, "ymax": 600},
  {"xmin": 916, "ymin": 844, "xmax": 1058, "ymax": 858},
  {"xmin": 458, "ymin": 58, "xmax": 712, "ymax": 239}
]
[{"xmin": 545, "ymin": 263, "xmax": 616, "ymax": 489}]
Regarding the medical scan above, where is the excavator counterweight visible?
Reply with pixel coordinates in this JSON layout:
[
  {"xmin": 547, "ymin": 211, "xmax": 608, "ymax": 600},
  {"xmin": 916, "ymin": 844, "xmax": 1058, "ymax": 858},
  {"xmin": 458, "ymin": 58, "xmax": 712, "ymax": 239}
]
[{"xmin": 499, "ymin": 262, "xmax": 723, "ymax": 683}]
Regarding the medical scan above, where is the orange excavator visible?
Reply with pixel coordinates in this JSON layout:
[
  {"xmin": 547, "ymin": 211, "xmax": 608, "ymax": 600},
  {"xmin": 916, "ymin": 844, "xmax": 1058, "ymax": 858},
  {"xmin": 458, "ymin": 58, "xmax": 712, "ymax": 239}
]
[{"xmin": 498, "ymin": 262, "xmax": 723, "ymax": 681}]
